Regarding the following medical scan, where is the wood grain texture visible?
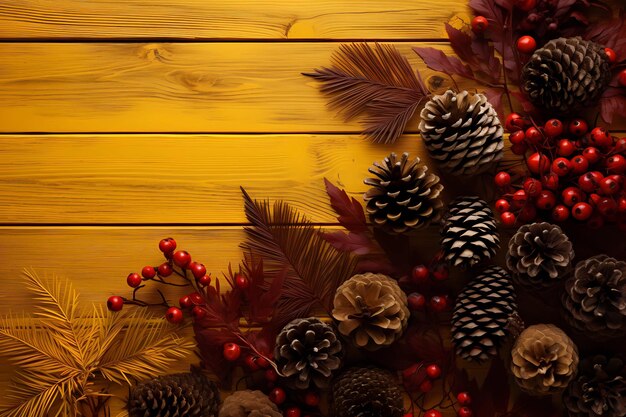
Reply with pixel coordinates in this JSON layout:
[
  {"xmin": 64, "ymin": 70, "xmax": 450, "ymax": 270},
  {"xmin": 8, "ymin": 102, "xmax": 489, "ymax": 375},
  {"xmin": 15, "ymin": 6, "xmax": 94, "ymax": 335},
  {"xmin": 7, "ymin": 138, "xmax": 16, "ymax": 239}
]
[
  {"xmin": 0, "ymin": 0, "xmax": 466, "ymax": 40},
  {"xmin": 0, "ymin": 134, "xmax": 433, "ymax": 224},
  {"xmin": 0, "ymin": 42, "xmax": 461, "ymax": 133}
]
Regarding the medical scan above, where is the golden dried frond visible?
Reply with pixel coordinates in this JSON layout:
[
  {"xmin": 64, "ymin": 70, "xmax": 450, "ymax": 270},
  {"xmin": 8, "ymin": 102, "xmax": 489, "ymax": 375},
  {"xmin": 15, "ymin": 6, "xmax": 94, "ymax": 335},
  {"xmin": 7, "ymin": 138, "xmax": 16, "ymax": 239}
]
[{"xmin": 0, "ymin": 371, "xmax": 73, "ymax": 417}]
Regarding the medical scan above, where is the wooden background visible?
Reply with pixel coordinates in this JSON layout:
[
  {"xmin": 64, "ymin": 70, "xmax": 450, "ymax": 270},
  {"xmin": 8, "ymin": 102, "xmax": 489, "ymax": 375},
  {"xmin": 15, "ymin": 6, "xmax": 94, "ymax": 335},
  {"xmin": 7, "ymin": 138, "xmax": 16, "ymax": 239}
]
[{"xmin": 0, "ymin": 1, "xmax": 624, "ymax": 415}]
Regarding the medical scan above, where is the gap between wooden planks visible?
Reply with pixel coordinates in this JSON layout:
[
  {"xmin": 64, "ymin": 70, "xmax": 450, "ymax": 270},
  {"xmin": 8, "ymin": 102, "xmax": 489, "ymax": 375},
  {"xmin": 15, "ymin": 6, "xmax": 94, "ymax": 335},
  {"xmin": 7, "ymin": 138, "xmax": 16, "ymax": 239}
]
[{"xmin": 0, "ymin": 0, "xmax": 467, "ymax": 40}]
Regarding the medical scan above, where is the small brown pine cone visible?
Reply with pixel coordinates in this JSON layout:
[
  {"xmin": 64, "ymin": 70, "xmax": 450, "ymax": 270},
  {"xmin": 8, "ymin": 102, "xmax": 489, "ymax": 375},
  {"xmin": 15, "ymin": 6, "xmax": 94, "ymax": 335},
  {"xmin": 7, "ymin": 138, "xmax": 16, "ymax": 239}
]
[
  {"xmin": 563, "ymin": 255, "xmax": 626, "ymax": 337},
  {"xmin": 511, "ymin": 324, "xmax": 579, "ymax": 396},
  {"xmin": 506, "ymin": 222, "xmax": 574, "ymax": 288},
  {"xmin": 274, "ymin": 317, "xmax": 342, "ymax": 389},
  {"xmin": 332, "ymin": 273, "xmax": 409, "ymax": 351},
  {"xmin": 332, "ymin": 367, "xmax": 405, "ymax": 417},
  {"xmin": 219, "ymin": 390, "xmax": 282, "ymax": 417}
]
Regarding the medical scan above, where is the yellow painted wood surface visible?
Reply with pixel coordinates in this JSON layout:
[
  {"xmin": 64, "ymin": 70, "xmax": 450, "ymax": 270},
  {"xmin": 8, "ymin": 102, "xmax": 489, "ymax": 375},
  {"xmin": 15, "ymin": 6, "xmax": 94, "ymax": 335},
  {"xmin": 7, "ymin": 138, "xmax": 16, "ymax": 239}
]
[{"xmin": 0, "ymin": 0, "xmax": 466, "ymax": 40}]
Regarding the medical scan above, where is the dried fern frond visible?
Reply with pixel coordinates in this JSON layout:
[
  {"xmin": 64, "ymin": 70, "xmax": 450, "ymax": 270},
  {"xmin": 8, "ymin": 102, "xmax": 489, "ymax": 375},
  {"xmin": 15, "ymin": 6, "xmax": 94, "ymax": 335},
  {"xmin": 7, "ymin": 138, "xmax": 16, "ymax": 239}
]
[
  {"xmin": 305, "ymin": 43, "xmax": 429, "ymax": 143},
  {"xmin": 0, "ymin": 371, "xmax": 72, "ymax": 417},
  {"xmin": 240, "ymin": 188, "xmax": 356, "ymax": 325}
]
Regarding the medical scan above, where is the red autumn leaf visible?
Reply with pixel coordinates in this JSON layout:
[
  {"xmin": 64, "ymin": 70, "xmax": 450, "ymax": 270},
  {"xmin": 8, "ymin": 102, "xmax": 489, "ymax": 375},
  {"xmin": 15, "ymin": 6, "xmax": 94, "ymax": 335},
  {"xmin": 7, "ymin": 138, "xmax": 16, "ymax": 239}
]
[
  {"xmin": 484, "ymin": 88, "xmax": 506, "ymax": 119},
  {"xmin": 445, "ymin": 23, "xmax": 501, "ymax": 83},
  {"xmin": 412, "ymin": 46, "xmax": 474, "ymax": 78},
  {"xmin": 321, "ymin": 231, "xmax": 374, "ymax": 255},
  {"xmin": 324, "ymin": 178, "xmax": 368, "ymax": 233},
  {"xmin": 242, "ymin": 257, "xmax": 285, "ymax": 324},
  {"xmin": 586, "ymin": 10, "xmax": 626, "ymax": 59},
  {"xmin": 599, "ymin": 88, "xmax": 626, "ymax": 124}
]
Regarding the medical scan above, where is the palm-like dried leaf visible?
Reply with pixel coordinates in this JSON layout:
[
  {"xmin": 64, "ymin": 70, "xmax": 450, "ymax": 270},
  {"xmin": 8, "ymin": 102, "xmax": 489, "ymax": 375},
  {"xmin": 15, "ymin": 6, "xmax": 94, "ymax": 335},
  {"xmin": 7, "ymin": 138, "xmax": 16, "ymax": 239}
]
[
  {"xmin": 1, "ymin": 371, "xmax": 72, "ymax": 417},
  {"xmin": 240, "ymin": 188, "xmax": 356, "ymax": 325},
  {"xmin": 305, "ymin": 43, "xmax": 428, "ymax": 143}
]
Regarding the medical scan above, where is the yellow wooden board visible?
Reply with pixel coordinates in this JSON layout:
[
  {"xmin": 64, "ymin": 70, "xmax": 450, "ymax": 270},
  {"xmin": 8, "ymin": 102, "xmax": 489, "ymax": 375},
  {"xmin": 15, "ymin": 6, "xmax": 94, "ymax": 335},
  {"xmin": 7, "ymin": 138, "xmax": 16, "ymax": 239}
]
[{"xmin": 0, "ymin": 0, "xmax": 466, "ymax": 40}]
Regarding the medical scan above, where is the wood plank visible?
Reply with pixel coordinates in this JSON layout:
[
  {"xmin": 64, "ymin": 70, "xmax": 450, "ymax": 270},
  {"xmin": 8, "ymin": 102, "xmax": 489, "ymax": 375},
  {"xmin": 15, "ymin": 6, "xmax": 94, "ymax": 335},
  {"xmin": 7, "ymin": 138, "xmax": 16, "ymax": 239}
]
[
  {"xmin": 0, "ymin": 42, "xmax": 463, "ymax": 133},
  {"xmin": 0, "ymin": 134, "xmax": 432, "ymax": 224},
  {"xmin": 0, "ymin": 0, "xmax": 466, "ymax": 40}
]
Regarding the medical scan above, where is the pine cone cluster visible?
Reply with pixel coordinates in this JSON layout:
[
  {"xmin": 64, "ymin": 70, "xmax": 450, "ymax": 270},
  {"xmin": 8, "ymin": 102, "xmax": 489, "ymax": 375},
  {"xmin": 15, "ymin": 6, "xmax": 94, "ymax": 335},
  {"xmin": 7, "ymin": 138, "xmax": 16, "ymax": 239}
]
[
  {"xmin": 521, "ymin": 37, "xmax": 611, "ymax": 114},
  {"xmin": 452, "ymin": 266, "xmax": 517, "ymax": 362},
  {"xmin": 332, "ymin": 367, "xmax": 404, "ymax": 417},
  {"xmin": 563, "ymin": 255, "xmax": 626, "ymax": 337},
  {"xmin": 564, "ymin": 355, "xmax": 626, "ymax": 417},
  {"xmin": 441, "ymin": 197, "xmax": 500, "ymax": 268},
  {"xmin": 129, "ymin": 372, "xmax": 220, "ymax": 417},
  {"xmin": 274, "ymin": 317, "xmax": 342, "ymax": 389},
  {"xmin": 219, "ymin": 390, "xmax": 282, "ymax": 417},
  {"xmin": 332, "ymin": 273, "xmax": 409, "ymax": 351},
  {"xmin": 506, "ymin": 222, "xmax": 574, "ymax": 288},
  {"xmin": 363, "ymin": 152, "xmax": 444, "ymax": 234},
  {"xmin": 418, "ymin": 90, "xmax": 504, "ymax": 176},
  {"xmin": 511, "ymin": 324, "xmax": 579, "ymax": 396}
]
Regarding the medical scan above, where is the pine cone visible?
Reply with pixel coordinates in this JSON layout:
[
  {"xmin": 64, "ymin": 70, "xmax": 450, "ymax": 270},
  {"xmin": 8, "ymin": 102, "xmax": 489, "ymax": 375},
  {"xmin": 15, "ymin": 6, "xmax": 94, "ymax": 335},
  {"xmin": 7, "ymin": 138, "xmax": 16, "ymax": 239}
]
[
  {"xmin": 129, "ymin": 372, "xmax": 220, "ymax": 417},
  {"xmin": 332, "ymin": 367, "xmax": 404, "ymax": 417},
  {"xmin": 363, "ymin": 152, "xmax": 444, "ymax": 234},
  {"xmin": 332, "ymin": 273, "xmax": 409, "ymax": 351},
  {"xmin": 506, "ymin": 222, "xmax": 574, "ymax": 288},
  {"xmin": 452, "ymin": 266, "xmax": 518, "ymax": 362},
  {"xmin": 418, "ymin": 90, "xmax": 504, "ymax": 176},
  {"xmin": 563, "ymin": 255, "xmax": 626, "ymax": 337},
  {"xmin": 274, "ymin": 317, "xmax": 343, "ymax": 389},
  {"xmin": 441, "ymin": 196, "xmax": 500, "ymax": 268},
  {"xmin": 511, "ymin": 324, "xmax": 579, "ymax": 396},
  {"xmin": 219, "ymin": 390, "xmax": 282, "ymax": 417},
  {"xmin": 521, "ymin": 37, "xmax": 611, "ymax": 113},
  {"xmin": 564, "ymin": 355, "xmax": 626, "ymax": 417}
]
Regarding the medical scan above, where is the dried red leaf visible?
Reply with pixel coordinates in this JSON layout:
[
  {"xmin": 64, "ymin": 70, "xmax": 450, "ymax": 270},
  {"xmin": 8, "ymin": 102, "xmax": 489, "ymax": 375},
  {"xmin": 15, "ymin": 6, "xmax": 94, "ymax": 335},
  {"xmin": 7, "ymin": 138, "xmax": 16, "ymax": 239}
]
[
  {"xmin": 599, "ymin": 88, "xmax": 626, "ymax": 124},
  {"xmin": 484, "ymin": 88, "xmax": 506, "ymax": 119},
  {"xmin": 586, "ymin": 10, "xmax": 626, "ymax": 59},
  {"xmin": 445, "ymin": 23, "xmax": 501, "ymax": 83},
  {"xmin": 322, "ymin": 231, "xmax": 373, "ymax": 255},
  {"xmin": 412, "ymin": 46, "xmax": 474, "ymax": 79},
  {"xmin": 323, "ymin": 178, "xmax": 368, "ymax": 233},
  {"xmin": 241, "ymin": 257, "xmax": 285, "ymax": 324}
]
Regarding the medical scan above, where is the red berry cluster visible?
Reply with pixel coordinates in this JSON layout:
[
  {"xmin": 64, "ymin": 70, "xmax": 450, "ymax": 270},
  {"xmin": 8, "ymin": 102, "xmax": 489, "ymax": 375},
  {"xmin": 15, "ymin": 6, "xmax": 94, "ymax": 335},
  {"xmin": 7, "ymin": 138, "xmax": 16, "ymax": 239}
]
[
  {"xmin": 495, "ymin": 114, "xmax": 626, "ymax": 229},
  {"xmin": 402, "ymin": 363, "xmax": 442, "ymax": 394},
  {"xmin": 399, "ymin": 262, "xmax": 451, "ymax": 313},
  {"xmin": 405, "ymin": 391, "xmax": 472, "ymax": 417}
]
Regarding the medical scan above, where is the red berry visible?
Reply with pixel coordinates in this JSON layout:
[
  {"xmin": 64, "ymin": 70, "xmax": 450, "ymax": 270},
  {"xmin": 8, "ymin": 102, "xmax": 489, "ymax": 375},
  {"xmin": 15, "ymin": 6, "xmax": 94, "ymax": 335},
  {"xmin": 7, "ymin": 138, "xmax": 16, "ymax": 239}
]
[
  {"xmin": 527, "ymin": 153, "xmax": 550, "ymax": 174},
  {"xmin": 589, "ymin": 193, "xmax": 602, "ymax": 207},
  {"xmin": 429, "ymin": 295, "xmax": 448, "ymax": 312},
  {"xmin": 614, "ymin": 138, "xmax": 626, "ymax": 153},
  {"xmin": 599, "ymin": 177, "xmax": 620, "ymax": 195},
  {"xmin": 285, "ymin": 407, "xmax": 301, "ymax": 417},
  {"xmin": 598, "ymin": 197, "xmax": 618, "ymax": 217},
  {"xmin": 557, "ymin": 139, "xmax": 576, "ymax": 157},
  {"xmin": 197, "ymin": 274, "xmax": 212, "ymax": 286},
  {"xmin": 619, "ymin": 69, "xmax": 626, "ymax": 87},
  {"xmin": 107, "ymin": 295, "xmax": 124, "ymax": 312},
  {"xmin": 425, "ymin": 411, "xmax": 443, "ymax": 417},
  {"xmin": 244, "ymin": 355, "xmax": 259, "ymax": 371},
  {"xmin": 141, "ymin": 266, "xmax": 156, "ymax": 279},
  {"xmin": 500, "ymin": 212, "xmax": 516, "ymax": 227},
  {"xmin": 189, "ymin": 262, "xmax": 206, "ymax": 279},
  {"xmin": 571, "ymin": 155, "xmax": 590, "ymax": 175},
  {"xmin": 510, "ymin": 130, "xmax": 526, "ymax": 145},
  {"xmin": 304, "ymin": 391, "xmax": 320, "ymax": 407},
  {"xmin": 544, "ymin": 119, "xmax": 563, "ymax": 138},
  {"xmin": 512, "ymin": 189, "xmax": 528, "ymax": 208},
  {"xmin": 159, "ymin": 237, "xmax": 177, "ymax": 253},
  {"xmin": 431, "ymin": 263, "xmax": 449, "ymax": 281},
  {"xmin": 578, "ymin": 172, "xmax": 603, "ymax": 193},
  {"xmin": 411, "ymin": 264, "xmax": 430, "ymax": 284},
  {"xmin": 255, "ymin": 356, "xmax": 270, "ymax": 368},
  {"xmin": 419, "ymin": 379, "xmax": 433, "ymax": 392},
  {"xmin": 426, "ymin": 364, "xmax": 442, "ymax": 379},
  {"xmin": 541, "ymin": 173, "xmax": 559, "ymax": 190},
  {"xmin": 235, "ymin": 273, "xmax": 250, "ymax": 290},
  {"xmin": 189, "ymin": 292, "xmax": 204, "ymax": 305},
  {"xmin": 165, "ymin": 306, "xmax": 184, "ymax": 324},
  {"xmin": 552, "ymin": 205, "xmax": 570, "ymax": 222},
  {"xmin": 265, "ymin": 368, "xmax": 278, "ymax": 382},
  {"xmin": 458, "ymin": 407, "xmax": 473, "ymax": 417},
  {"xmin": 127, "ymin": 272, "xmax": 142, "ymax": 288},
  {"xmin": 569, "ymin": 119, "xmax": 589, "ymax": 136},
  {"xmin": 582, "ymin": 147, "xmax": 601, "ymax": 164},
  {"xmin": 519, "ymin": 204, "xmax": 537, "ymax": 222},
  {"xmin": 607, "ymin": 155, "xmax": 626, "ymax": 174},
  {"xmin": 535, "ymin": 190, "xmax": 556, "ymax": 210},
  {"xmin": 505, "ymin": 113, "xmax": 525, "ymax": 132},
  {"xmin": 471, "ymin": 16, "xmax": 489, "ymax": 33},
  {"xmin": 572, "ymin": 202, "xmax": 593, "ymax": 220},
  {"xmin": 605, "ymin": 47, "xmax": 617, "ymax": 64},
  {"xmin": 191, "ymin": 305, "xmax": 206, "ymax": 320},
  {"xmin": 269, "ymin": 387, "xmax": 286, "ymax": 405},
  {"xmin": 457, "ymin": 392, "xmax": 472, "ymax": 405},
  {"xmin": 172, "ymin": 250, "xmax": 191, "ymax": 268},
  {"xmin": 495, "ymin": 171, "xmax": 511, "ymax": 187},
  {"xmin": 525, "ymin": 126, "xmax": 543, "ymax": 145},
  {"xmin": 511, "ymin": 142, "xmax": 528, "ymax": 155},
  {"xmin": 223, "ymin": 342, "xmax": 241, "ymax": 361},
  {"xmin": 617, "ymin": 196, "xmax": 626, "ymax": 213},
  {"xmin": 516, "ymin": 0, "xmax": 537, "ymax": 11},
  {"xmin": 523, "ymin": 178, "xmax": 543, "ymax": 197},
  {"xmin": 552, "ymin": 157, "xmax": 572, "ymax": 176},
  {"xmin": 157, "ymin": 262, "xmax": 173, "ymax": 277},
  {"xmin": 495, "ymin": 199, "xmax": 511, "ymax": 212},
  {"xmin": 562, "ymin": 187, "xmax": 586, "ymax": 206},
  {"xmin": 407, "ymin": 293, "xmax": 426, "ymax": 311},
  {"xmin": 517, "ymin": 35, "xmax": 537, "ymax": 53},
  {"xmin": 179, "ymin": 295, "xmax": 193, "ymax": 309},
  {"xmin": 590, "ymin": 127, "xmax": 612, "ymax": 149}
]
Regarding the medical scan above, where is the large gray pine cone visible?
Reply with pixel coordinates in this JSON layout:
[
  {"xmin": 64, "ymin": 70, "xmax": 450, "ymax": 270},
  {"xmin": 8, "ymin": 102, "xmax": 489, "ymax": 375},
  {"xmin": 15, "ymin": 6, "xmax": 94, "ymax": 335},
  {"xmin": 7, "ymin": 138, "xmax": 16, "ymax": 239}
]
[
  {"xmin": 219, "ymin": 390, "xmax": 282, "ymax": 417},
  {"xmin": 452, "ymin": 266, "xmax": 518, "ymax": 362},
  {"xmin": 364, "ymin": 152, "xmax": 444, "ymax": 234},
  {"xmin": 332, "ymin": 367, "xmax": 404, "ymax": 417},
  {"xmin": 563, "ymin": 255, "xmax": 626, "ymax": 337},
  {"xmin": 521, "ymin": 37, "xmax": 611, "ymax": 113},
  {"xmin": 129, "ymin": 372, "xmax": 220, "ymax": 417},
  {"xmin": 274, "ymin": 317, "xmax": 342, "ymax": 389},
  {"xmin": 441, "ymin": 196, "xmax": 500, "ymax": 268},
  {"xmin": 564, "ymin": 355, "xmax": 626, "ymax": 417},
  {"xmin": 506, "ymin": 222, "xmax": 574, "ymax": 288},
  {"xmin": 418, "ymin": 90, "xmax": 504, "ymax": 176}
]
